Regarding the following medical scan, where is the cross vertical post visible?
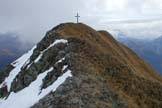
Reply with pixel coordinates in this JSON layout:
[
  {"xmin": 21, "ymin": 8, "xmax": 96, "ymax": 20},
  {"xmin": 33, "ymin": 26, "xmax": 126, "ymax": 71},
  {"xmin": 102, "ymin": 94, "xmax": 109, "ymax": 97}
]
[{"xmin": 75, "ymin": 13, "xmax": 80, "ymax": 23}]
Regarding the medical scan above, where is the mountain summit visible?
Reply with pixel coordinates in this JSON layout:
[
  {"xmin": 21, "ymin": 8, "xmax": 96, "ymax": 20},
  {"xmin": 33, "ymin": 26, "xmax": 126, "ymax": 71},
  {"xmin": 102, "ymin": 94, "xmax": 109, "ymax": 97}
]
[{"xmin": 0, "ymin": 23, "xmax": 162, "ymax": 108}]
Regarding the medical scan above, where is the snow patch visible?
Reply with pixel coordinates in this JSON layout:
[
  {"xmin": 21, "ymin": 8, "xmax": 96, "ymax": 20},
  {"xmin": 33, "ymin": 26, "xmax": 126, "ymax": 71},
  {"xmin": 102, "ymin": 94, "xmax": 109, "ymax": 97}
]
[
  {"xmin": 50, "ymin": 39, "xmax": 68, "ymax": 47},
  {"xmin": 0, "ymin": 67, "xmax": 53, "ymax": 108},
  {"xmin": 34, "ymin": 39, "xmax": 68, "ymax": 63},
  {"xmin": 0, "ymin": 66, "xmax": 72, "ymax": 108},
  {"xmin": 56, "ymin": 57, "xmax": 65, "ymax": 64},
  {"xmin": 62, "ymin": 65, "xmax": 68, "ymax": 71},
  {"xmin": 38, "ymin": 69, "xmax": 72, "ymax": 99},
  {"xmin": 26, "ymin": 63, "xmax": 33, "ymax": 70},
  {"xmin": 34, "ymin": 53, "xmax": 43, "ymax": 63},
  {"xmin": 11, "ymin": 46, "xmax": 36, "ymax": 67},
  {"xmin": 0, "ymin": 46, "xmax": 36, "ymax": 91}
]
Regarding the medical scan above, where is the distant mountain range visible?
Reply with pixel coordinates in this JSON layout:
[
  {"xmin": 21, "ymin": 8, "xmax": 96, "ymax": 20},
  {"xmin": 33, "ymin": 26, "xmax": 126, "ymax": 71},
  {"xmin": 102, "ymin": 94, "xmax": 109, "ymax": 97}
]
[
  {"xmin": 0, "ymin": 33, "xmax": 33, "ymax": 69},
  {"xmin": 116, "ymin": 32, "xmax": 162, "ymax": 74}
]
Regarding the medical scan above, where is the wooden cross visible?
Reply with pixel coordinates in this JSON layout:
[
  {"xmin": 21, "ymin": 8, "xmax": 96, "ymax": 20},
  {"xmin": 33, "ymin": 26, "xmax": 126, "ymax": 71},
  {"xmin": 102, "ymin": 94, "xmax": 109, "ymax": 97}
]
[{"xmin": 75, "ymin": 13, "xmax": 80, "ymax": 23}]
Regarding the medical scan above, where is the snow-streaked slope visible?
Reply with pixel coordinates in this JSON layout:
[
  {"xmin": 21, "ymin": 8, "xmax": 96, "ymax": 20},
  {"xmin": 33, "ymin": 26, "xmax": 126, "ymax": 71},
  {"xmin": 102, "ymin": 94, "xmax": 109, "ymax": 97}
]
[
  {"xmin": 11, "ymin": 46, "xmax": 36, "ymax": 67},
  {"xmin": 0, "ymin": 39, "xmax": 68, "ymax": 92},
  {"xmin": 38, "ymin": 68, "xmax": 72, "ymax": 99},
  {"xmin": 0, "ymin": 38, "xmax": 72, "ymax": 108},
  {"xmin": 0, "ymin": 46, "xmax": 36, "ymax": 91},
  {"xmin": 34, "ymin": 39, "xmax": 68, "ymax": 63},
  {"xmin": 0, "ymin": 67, "xmax": 54, "ymax": 108},
  {"xmin": 56, "ymin": 57, "xmax": 65, "ymax": 64},
  {"xmin": 0, "ymin": 66, "xmax": 72, "ymax": 108}
]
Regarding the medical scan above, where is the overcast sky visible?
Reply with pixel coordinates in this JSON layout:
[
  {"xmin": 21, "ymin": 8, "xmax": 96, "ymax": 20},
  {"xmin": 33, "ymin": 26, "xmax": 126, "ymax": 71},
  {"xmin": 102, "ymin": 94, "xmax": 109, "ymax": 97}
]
[{"xmin": 0, "ymin": 0, "xmax": 162, "ymax": 43}]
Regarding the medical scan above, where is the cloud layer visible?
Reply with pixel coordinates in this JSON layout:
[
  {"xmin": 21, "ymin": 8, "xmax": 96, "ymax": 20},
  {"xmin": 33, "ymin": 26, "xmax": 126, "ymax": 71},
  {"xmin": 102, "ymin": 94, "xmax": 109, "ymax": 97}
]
[{"xmin": 0, "ymin": 0, "xmax": 162, "ymax": 42}]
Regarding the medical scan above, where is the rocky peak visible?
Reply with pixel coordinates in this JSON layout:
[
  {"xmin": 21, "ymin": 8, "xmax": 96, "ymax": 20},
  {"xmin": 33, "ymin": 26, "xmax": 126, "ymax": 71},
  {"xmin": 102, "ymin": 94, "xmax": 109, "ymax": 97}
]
[{"xmin": 0, "ymin": 23, "xmax": 162, "ymax": 108}]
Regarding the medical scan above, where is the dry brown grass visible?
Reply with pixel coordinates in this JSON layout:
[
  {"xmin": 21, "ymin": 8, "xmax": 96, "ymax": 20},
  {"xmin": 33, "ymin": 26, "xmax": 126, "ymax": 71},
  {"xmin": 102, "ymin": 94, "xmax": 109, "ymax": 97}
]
[{"xmin": 51, "ymin": 23, "xmax": 162, "ymax": 108}]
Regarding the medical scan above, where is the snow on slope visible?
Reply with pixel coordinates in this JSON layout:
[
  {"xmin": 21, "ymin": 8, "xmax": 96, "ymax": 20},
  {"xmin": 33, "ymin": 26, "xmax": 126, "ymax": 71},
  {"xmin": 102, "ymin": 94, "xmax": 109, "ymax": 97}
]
[
  {"xmin": 0, "ymin": 38, "xmax": 72, "ymax": 108},
  {"xmin": 11, "ymin": 46, "xmax": 36, "ymax": 67},
  {"xmin": 0, "ymin": 46, "xmax": 36, "ymax": 91},
  {"xmin": 0, "ymin": 66, "xmax": 72, "ymax": 108},
  {"xmin": 0, "ymin": 68, "xmax": 54, "ymax": 108},
  {"xmin": 38, "ymin": 68, "xmax": 72, "ymax": 99},
  {"xmin": 34, "ymin": 39, "xmax": 68, "ymax": 63},
  {"xmin": 0, "ymin": 39, "xmax": 68, "ymax": 92}
]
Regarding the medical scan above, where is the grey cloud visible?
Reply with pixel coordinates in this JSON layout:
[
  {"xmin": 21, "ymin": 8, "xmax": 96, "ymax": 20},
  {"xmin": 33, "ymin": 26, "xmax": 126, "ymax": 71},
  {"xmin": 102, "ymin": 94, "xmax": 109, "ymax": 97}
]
[
  {"xmin": 0, "ymin": 0, "xmax": 162, "ymax": 43},
  {"xmin": 0, "ymin": 0, "xmax": 85, "ymax": 43}
]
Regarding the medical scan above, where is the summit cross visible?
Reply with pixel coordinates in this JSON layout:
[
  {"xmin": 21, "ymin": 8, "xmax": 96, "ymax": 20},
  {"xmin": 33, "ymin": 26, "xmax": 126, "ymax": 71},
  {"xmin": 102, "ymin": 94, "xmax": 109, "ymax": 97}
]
[{"xmin": 75, "ymin": 13, "xmax": 80, "ymax": 23}]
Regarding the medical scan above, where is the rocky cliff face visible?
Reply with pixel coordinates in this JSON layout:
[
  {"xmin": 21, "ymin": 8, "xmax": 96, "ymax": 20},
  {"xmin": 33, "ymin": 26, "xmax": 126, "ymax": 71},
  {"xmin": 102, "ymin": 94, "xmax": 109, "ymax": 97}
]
[{"xmin": 0, "ymin": 23, "xmax": 162, "ymax": 108}]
